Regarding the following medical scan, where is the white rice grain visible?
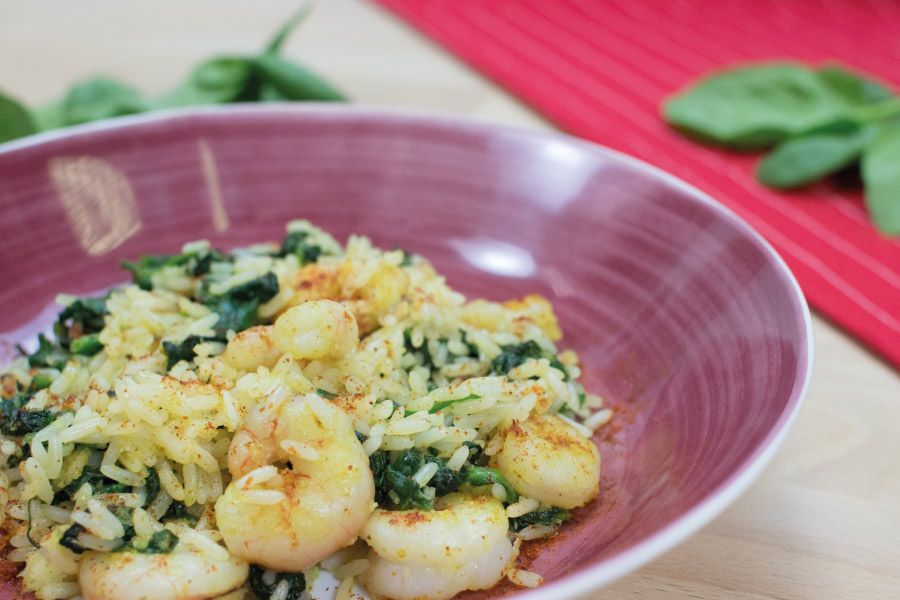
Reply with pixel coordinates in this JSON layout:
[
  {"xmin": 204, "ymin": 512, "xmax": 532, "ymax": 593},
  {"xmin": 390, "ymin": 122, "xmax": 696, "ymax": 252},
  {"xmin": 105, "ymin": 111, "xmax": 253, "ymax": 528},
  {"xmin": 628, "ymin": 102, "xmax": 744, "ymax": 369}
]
[
  {"xmin": 242, "ymin": 490, "xmax": 286, "ymax": 505},
  {"xmin": 584, "ymin": 408, "xmax": 613, "ymax": 431},
  {"xmin": 235, "ymin": 465, "xmax": 278, "ymax": 490}
]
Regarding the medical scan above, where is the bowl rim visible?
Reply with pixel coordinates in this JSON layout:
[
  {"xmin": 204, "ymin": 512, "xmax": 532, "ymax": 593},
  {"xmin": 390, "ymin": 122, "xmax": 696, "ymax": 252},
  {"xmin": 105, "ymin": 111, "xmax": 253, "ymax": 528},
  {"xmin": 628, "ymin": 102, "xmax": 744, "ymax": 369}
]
[{"xmin": 0, "ymin": 104, "xmax": 814, "ymax": 598}]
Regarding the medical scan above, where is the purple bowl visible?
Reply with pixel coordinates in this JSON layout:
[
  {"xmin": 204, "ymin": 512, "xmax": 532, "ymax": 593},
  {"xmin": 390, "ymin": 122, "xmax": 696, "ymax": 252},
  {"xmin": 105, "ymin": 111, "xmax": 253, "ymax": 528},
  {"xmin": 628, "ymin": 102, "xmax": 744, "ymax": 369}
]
[{"xmin": 0, "ymin": 106, "xmax": 812, "ymax": 597}]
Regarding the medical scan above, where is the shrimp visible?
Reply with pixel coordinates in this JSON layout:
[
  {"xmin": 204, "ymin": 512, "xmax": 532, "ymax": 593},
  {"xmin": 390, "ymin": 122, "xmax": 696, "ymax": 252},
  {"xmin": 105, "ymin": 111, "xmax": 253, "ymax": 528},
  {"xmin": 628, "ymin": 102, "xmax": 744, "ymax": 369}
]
[
  {"xmin": 272, "ymin": 299, "xmax": 359, "ymax": 360},
  {"xmin": 489, "ymin": 414, "xmax": 600, "ymax": 509},
  {"xmin": 78, "ymin": 548, "xmax": 248, "ymax": 600},
  {"xmin": 219, "ymin": 325, "xmax": 281, "ymax": 372},
  {"xmin": 215, "ymin": 392, "xmax": 374, "ymax": 572},
  {"xmin": 358, "ymin": 493, "xmax": 512, "ymax": 600}
]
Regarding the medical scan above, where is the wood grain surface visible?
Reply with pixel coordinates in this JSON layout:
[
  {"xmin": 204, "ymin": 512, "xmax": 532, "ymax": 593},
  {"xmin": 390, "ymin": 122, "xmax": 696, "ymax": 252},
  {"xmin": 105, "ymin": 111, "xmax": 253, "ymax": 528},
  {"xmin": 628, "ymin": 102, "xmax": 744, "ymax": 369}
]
[{"xmin": 1, "ymin": 2, "xmax": 898, "ymax": 598}]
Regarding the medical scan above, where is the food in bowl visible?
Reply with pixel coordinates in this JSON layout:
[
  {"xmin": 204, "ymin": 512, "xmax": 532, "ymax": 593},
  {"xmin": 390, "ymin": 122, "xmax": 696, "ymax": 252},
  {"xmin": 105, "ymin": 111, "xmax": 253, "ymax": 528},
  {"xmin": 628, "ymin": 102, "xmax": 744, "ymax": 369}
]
[{"xmin": 0, "ymin": 220, "xmax": 612, "ymax": 600}]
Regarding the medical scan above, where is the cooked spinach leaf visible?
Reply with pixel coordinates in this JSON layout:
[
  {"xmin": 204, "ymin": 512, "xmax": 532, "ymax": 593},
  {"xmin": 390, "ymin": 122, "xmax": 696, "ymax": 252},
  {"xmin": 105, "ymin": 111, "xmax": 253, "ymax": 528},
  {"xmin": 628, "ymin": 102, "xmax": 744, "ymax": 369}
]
[
  {"xmin": 509, "ymin": 506, "xmax": 571, "ymax": 532},
  {"xmin": 490, "ymin": 340, "xmax": 568, "ymax": 380},
  {"xmin": 162, "ymin": 335, "xmax": 223, "ymax": 371},
  {"xmin": 277, "ymin": 229, "xmax": 323, "ymax": 264},
  {"xmin": 70, "ymin": 334, "xmax": 103, "ymax": 356},
  {"xmin": 249, "ymin": 565, "xmax": 306, "ymax": 600},
  {"xmin": 59, "ymin": 523, "xmax": 87, "ymax": 554},
  {"xmin": 204, "ymin": 272, "xmax": 279, "ymax": 336},
  {"xmin": 0, "ymin": 395, "xmax": 59, "ymax": 436},
  {"xmin": 26, "ymin": 334, "xmax": 69, "ymax": 370},
  {"xmin": 463, "ymin": 466, "xmax": 519, "ymax": 503}
]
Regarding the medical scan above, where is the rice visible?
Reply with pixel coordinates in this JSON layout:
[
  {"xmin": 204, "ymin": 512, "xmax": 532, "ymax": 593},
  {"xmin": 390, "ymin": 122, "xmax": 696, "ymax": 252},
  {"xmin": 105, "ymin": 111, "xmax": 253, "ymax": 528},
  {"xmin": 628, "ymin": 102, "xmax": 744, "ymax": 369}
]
[{"xmin": 0, "ymin": 220, "xmax": 612, "ymax": 600}]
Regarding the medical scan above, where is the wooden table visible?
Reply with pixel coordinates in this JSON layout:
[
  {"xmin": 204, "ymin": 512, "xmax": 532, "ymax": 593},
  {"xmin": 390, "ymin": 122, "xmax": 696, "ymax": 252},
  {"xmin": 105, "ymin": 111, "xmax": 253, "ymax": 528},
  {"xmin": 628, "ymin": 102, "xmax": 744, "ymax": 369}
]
[{"xmin": 2, "ymin": 2, "xmax": 898, "ymax": 598}]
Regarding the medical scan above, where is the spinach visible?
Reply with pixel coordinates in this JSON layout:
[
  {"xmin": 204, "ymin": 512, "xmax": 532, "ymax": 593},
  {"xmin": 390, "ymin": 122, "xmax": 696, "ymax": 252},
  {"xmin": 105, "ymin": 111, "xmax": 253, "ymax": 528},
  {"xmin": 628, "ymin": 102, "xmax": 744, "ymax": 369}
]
[
  {"xmin": 205, "ymin": 272, "xmax": 279, "ymax": 336},
  {"xmin": 0, "ymin": 395, "xmax": 58, "ymax": 436},
  {"xmin": 143, "ymin": 468, "xmax": 161, "ymax": 506},
  {"xmin": 70, "ymin": 334, "xmax": 103, "ymax": 356},
  {"xmin": 26, "ymin": 334, "xmax": 69, "ymax": 370},
  {"xmin": 0, "ymin": 90, "xmax": 37, "ymax": 143},
  {"xmin": 0, "ymin": 7, "xmax": 343, "ymax": 144},
  {"xmin": 508, "ymin": 507, "xmax": 571, "ymax": 532},
  {"xmin": 463, "ymin": 466, "xmax": 519, "ymax": 503},
  {"xmin": 461, "ymin": 441, "xmax": 484, "ymax": 466},
  {"xmin": 756, "ymin": 126, "xmax": 875, "ymax": 189},
  {"xmin": 129, "ymin": 529, "xmax": 179, "ymax": 554},
  {"xmin": 59, "ymin": 523, "xmax": 87, "ymax": 554},
  {"xmin": 122, "ymin": 247, "xmax": 224, "ymax": 290},
  {"xmin": 162, "ymin": 500, "xmax": 199, "ymax": 526},
  {"xmin": 370, "ymin": 448, "xmax": 517, "ymax": 510},
  {"xmin": 59, "ymin": 464, "xmax": 130, "ymax": 499},
  {"xmin": 428, "ymin": 393, "xmax": 480, "ymax": 415},
  {"xmin": 664, "ymin": 62, "xmax": 876, "ymax": 149},
  {"xmin": 29, "ymin": 373, "xmax": 53, "ymax": 391},
  {"xmin": 399, "ymin": 249, "xmax": 415, "ymax": 267},
  {"xmin": 162, "ymin": 335, "xmax": 223, "ymax": 370},
  {"xmin": 248, "ymin": 565, "xmax": 306, "ymax": 600},
  {"xmin": 277, "ymin": 230, "xmax": 324, "ymax": 264},
  {"xmin": 109, "ymin": 505, "xmax": 136, "ymax": 541},
  {"xmin": 58, "ymin": 78, "xmax": 149, "ymax": 126},
  {"xmin": 490, "ymin": 340, "xmax": 568, "ymax": 380},
  {"xmin": 664, "ymin": 61, "xmax": 900, "ymax": 235},
  {"xmin": 316, "ymin": 388, "xmax": 337, "ymax": 400},
  {"xmin": 370, "ymin": 448, "xmax": 464, "ymax": 510},
  {"xmin": 121, "ymin": 254, "xmax": 187, "ymax": 290},
  {"xmin": 54, "ymin": 296, "xmax": 108, "ymax": 349},
  {"xmin": 370, "ymin": 449, "xmax": 432, "ymax": 510},
  {"xmin": 861, "ymin": 122, "xmax": 900, "ymax": 235}
]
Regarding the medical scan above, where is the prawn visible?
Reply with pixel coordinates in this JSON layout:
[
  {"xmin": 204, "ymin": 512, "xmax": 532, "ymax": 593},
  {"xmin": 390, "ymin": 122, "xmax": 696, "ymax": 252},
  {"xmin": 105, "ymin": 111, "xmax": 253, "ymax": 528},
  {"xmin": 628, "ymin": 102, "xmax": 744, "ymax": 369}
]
[
  {"xmin": 215, "ymin": 392, "xmax": 374, "ymax": 572},
  {"xmin": 358, "ymin": 493, "xmax": 512, "ymax": 600},
  {"xmin": 489, "ymin": 414, "xmax": 601, "ymax": 509},
  {"xmin": 78, "ymin": 547, "xmax": 248, "ymax": 600}
]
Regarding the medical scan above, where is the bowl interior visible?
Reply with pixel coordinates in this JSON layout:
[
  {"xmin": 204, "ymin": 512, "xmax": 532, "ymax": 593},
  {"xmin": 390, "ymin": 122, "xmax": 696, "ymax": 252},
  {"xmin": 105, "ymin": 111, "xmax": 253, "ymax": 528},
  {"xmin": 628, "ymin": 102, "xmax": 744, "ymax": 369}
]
[{"xmin": 0, "ymin": 107, "xmax": 809, "ymax": 594}]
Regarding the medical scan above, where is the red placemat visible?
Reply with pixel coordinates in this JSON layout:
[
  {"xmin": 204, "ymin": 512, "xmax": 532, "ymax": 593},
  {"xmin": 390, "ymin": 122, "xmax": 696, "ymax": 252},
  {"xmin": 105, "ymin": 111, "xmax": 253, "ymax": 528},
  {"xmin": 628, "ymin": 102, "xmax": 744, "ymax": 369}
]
[{"xmin": 374, "ymin": 0, "xmax": 900, "ymax": 368}]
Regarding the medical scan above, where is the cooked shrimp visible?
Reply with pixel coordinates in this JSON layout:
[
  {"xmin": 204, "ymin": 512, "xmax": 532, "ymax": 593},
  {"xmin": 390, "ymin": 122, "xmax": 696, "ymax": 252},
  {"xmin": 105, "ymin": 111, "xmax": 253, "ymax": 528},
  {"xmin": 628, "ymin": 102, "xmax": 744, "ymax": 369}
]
[
  {"xmin": 272, "ymin": 300, "xmax": 359, "ymax": 360},
  {"xmin": 219, "ymin": 325, "xmax": 282, "ymax": 372},
  {"xmin": 215, "ymin": 392, "xmax": 374, "ymax": 571},
  {"xmin": 490, "ymin": 414, "xmax": 600, "ymax": 509},
  {"xmin": 359, "ymin": 493, "xmax": 512, "ymax": 600},
  {"xmin": 78, "ymin": 548, "xmax": 248, "ymax": 600}
]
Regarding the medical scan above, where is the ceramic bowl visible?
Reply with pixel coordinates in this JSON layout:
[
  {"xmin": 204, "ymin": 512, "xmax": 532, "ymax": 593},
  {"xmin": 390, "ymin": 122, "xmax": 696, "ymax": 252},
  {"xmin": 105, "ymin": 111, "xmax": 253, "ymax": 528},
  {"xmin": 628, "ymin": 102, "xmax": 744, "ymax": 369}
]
[{"xmin": 0, "ymin": 106, "xmax": 812, "ymax": 598}]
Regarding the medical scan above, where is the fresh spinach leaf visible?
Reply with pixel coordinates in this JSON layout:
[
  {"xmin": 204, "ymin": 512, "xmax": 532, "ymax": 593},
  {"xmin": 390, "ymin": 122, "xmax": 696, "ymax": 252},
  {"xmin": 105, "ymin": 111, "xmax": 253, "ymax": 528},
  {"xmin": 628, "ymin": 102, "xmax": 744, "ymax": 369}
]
[
  {"xmin": 251, "ymin": 54, "xmax": 345, "ymax": 101},
  {"xmin": 59, "ymin": 78, "xmax": 148, "ymax": 126},
  {"xmin": 0, "ymin": 90, "xmax": 37, "ymax": 143},
  {"xmin": 264, "ymin": 3, "xmax": 313, "ymax": 55},
  {"xmin": 815, "ymin": 65, "xmax": 895, "ymax": 106},
  {"xmin": 861, "ymin": 123, "xmax": 900, "ymax": 235},
  {"xmin": 249, "ymin": 565, "xmax": 306, "ymax": 600},
  {"xmin": 757, "ymin": 126, "xmax": 874, "ymax": 189},
  {"xmin": 664, "ymin": 62, "xmax": 863, "ymax": 149}
]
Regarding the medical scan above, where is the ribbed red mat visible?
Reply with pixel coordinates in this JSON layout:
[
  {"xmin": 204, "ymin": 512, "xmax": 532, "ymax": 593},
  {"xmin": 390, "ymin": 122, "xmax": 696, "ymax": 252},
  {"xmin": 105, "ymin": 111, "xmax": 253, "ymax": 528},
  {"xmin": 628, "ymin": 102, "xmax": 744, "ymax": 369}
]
[{"xmin": 374, "ymin": 0, "xmax": 900, "ymax": 368}]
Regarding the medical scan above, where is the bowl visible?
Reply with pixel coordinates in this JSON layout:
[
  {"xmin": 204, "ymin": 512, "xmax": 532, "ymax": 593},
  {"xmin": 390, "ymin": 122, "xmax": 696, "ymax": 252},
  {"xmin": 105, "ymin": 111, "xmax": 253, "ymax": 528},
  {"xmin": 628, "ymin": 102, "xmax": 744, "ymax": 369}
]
[{"xmin": 0, "ymin": 105, "xmax": 812, "ymax": 598}]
